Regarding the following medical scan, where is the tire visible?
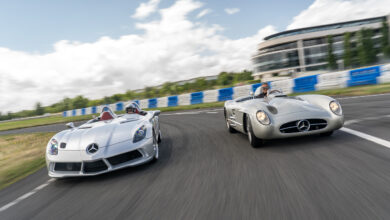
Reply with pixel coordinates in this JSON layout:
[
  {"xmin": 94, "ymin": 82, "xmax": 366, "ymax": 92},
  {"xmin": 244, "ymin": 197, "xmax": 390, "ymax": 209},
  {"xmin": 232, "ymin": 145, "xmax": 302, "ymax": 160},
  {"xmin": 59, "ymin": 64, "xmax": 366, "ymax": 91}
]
[
  {"xmin": 320, "ymin": 131, "xmax": 334, "ymax": 137},
  {"xmin": 158, "ymin": 130, "xmax": 162, "ymax": 143},
  {"xmin": 151, "ymin": 131, "xmax": 159, "ymax": 162},
  {"xmin": 226, "ymin": 119, "xmax": 237, "ymax": 133},
  {"xmin": 225, "ymin": 109, "xmax": 236, "ymax": 133},
  {"xmin": 246, "ymin": 117, "xmax": 263, "ymax": 148}
]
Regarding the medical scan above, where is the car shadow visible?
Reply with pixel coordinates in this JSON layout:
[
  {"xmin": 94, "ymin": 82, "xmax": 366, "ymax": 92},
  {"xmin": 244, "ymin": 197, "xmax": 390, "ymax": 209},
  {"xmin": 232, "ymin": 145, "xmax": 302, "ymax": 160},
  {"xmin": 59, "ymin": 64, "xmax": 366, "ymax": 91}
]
[{"xmin": 234, "ymin": 129, "xmax": 342, "ymax": 153}]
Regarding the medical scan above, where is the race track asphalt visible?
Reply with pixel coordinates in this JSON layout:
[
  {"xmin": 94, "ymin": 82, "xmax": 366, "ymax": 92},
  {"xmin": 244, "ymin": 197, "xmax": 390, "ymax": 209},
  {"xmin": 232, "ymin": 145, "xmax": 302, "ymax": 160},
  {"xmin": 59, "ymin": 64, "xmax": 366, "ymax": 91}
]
[{"xmin": 1, "ymin": 94, "xmax": 390, "ymax": 220}]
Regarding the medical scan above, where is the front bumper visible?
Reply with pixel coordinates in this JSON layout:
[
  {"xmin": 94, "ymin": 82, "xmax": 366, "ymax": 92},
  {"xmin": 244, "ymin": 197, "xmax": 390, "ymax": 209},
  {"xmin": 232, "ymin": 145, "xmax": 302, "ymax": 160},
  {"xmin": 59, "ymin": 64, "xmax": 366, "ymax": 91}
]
[
  {"xmin": 251, "ymin": 111, "xmax": 344, "ymax": 140},
  {"xmin": 46, "ymin": 137, "xmax": 155, "ymax": 178}
]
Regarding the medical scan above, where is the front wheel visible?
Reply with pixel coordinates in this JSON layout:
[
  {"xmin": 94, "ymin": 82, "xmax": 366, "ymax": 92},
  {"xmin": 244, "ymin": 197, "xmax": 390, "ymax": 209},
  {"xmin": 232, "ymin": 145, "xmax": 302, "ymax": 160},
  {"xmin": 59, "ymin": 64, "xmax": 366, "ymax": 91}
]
[
  {"xmin": 151, "ymin": 132, "xmax": 159, "ymax": 162},
  {"xmin": 158, "ymin": 130, "xmax": 162, "ymax": 143},
  {"xmin": 226, "ymin": 119, "xmax": 236, "ymax": 133},
  {"xmin": 246, "ymin": 117, "xmax": 263, "ymax": 148}
]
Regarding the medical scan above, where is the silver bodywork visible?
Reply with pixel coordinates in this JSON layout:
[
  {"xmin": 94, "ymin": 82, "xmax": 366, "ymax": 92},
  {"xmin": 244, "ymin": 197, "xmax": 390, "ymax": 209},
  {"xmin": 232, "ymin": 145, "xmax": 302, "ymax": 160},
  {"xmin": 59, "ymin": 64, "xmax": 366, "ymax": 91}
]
[
  {"xmin": 46, "ymin": 111, "xmax": 161, "ymax": 178},
  {"xmin": 224, "ymin": 93, "xmax": 344, "ymax": 140}
]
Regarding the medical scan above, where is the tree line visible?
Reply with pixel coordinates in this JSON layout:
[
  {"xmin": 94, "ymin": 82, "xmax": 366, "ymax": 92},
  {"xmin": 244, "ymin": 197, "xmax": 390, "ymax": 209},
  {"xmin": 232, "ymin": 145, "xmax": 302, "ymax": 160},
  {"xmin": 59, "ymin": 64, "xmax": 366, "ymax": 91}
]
[{"xmin": 0, "ymin": 70, "xmax": 255, "ymax": 121}]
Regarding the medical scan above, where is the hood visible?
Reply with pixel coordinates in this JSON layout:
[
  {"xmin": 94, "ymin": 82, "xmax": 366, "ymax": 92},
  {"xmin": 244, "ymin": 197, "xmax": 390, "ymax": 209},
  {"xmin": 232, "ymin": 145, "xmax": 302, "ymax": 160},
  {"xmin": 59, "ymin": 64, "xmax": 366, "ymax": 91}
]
[
  {"xmin": 58, "ymin": 117, "xmax": 142, "ymax": 151},
  {"xmin": 268, "ymin": 97, "xmax": 326, "ymax": 115}
]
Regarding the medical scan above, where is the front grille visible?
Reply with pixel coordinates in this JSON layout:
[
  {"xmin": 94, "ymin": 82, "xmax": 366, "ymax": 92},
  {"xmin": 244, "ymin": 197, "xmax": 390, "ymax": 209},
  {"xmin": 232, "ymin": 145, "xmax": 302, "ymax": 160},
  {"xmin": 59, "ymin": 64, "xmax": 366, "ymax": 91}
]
[
  {"xmin": 280, "ymin": 119, "xmax": 327, "ymax": 133},
  {"xmin": 54, "ymin": 162, "xmax": 81, "ymax": 172},
  {"xmin": 83, "ymin": 160, "xmax": 108, "ymax": 173},
  {"xmin": 107, "ymin": 150, "xmax": 143, "ymax": 166}
]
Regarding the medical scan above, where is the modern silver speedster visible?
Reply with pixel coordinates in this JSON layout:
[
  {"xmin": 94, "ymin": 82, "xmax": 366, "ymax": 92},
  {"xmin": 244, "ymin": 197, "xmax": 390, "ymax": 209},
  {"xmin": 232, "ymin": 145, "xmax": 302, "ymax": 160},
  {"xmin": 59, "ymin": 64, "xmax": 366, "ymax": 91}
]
[
  {"xmin": 224, "ymin": 88, "xmax": 344, "ymax": 147},
  {"xmin": 46, "ymin": 103, "xmax": 161, "ymax": 178}
]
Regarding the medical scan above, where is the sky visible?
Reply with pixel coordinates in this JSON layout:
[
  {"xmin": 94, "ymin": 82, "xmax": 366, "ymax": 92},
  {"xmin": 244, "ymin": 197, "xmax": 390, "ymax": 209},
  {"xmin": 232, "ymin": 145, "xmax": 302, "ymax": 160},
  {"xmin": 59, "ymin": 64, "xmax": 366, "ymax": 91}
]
[{"xmin": 0, "ymin": 0, "xmax": 389, "ymax": 113}]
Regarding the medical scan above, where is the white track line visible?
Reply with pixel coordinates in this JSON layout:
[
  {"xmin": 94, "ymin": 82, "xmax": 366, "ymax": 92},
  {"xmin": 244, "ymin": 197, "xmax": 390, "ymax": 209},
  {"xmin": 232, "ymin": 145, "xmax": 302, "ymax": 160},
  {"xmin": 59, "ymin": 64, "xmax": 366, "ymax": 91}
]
[
  {"xmin": 344, "ymin": 115, "xmax": 390, "ymax": 125},
  {"xmin": 341, "ymin": 127, "xmax": 390, "ymax": 148},
  {"xmin": 337, "ymin": 93, "xmax": 390, "ymax": 100},
  {"xmin": 0, "ymin": 179, "xmax": 54, "ymax": 213}
]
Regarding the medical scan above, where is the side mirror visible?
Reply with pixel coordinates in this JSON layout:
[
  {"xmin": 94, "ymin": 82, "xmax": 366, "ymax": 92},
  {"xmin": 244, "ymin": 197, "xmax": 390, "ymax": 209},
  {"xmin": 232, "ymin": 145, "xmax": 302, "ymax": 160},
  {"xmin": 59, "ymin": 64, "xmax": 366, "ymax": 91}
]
[{"xmin": 66, "ymin": 122, "xmax": 75, "ymax": 129}]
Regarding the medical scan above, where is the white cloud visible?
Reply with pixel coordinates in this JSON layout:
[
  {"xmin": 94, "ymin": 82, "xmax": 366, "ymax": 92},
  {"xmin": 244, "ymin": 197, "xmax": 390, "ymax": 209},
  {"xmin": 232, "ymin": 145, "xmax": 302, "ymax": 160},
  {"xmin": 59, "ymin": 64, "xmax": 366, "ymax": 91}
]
[
  {"xmin": 0, "ymin": 0, "xmax": 276, "ymax": 113},
  {"xmin": 132, "ymin": 0, "xmax": 161, "ymax": 19},
  {"xmin": 224, "ymin": 8, "xmax": 240, "ymax": 15},
  {"xmin": 288, "ymin": 0, "xmax": 390, "ymax": 30},
  {"xmin": 197, "ymin": 8, "xmax": 212, "ymax": 18}
]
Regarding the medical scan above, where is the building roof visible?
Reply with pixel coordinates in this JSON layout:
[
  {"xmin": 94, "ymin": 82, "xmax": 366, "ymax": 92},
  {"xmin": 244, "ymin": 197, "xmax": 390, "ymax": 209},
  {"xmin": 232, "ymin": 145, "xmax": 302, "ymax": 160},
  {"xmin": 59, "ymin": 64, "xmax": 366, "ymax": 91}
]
[{"xmin": 264, "ymin": 16, "xmax": 386, "ymax": 41}]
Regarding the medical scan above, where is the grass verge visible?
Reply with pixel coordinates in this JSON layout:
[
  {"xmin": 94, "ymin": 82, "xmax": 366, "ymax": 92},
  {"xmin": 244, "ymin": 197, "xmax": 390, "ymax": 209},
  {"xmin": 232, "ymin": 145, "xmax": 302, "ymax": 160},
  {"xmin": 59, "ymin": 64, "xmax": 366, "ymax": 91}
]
[
  {"xmin": 1, "ymin": 83, "xmax": 390, "ymax": 132},
  {"xmin": 0, "ymin": 132, "xmax": 55, "ymax": 190}
]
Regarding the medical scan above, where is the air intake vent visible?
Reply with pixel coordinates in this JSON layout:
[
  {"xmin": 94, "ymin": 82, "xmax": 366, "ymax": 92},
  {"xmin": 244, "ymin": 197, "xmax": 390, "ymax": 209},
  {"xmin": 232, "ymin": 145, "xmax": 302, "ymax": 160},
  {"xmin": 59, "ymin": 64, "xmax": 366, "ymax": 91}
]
[
  {"xmin": 107, "ymin": 150, "xmax": 143, "ymax": 166},
  {"xmin": 280, "ymin": 119, "xmax": 327, "ymax": 133},
  {"xmin": 83, "ymin": 160, "xmax": 108, "ymax": 173},
  {"xmin": 54, "ymin": 162, "xmax": 81, "ymax": 172}
]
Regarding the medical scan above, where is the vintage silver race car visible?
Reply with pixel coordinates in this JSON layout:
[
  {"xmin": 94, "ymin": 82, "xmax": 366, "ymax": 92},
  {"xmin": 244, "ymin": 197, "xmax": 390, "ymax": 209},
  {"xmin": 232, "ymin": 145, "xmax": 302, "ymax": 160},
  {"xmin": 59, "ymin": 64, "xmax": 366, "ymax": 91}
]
[
  {"xmin": 224, "ymin": 88, "xmax": 344, "ymax": 147},
  {"xmin": 46, "ymin": 103, "xmax": 161, "ymax": 178}
]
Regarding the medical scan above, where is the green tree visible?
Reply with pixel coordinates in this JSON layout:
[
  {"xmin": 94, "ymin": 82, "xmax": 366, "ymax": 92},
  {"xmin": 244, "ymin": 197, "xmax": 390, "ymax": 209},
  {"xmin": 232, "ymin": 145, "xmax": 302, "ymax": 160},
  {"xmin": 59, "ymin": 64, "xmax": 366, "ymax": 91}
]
[
  {"xmin": 110, "ymin": 94, "xmax": 124, "ymax": 102},
  {"xmin": 327, "ymin": 35, "xmax": 337, "ymax": 70},
  {"xmin": 72, "ymin": 95, "xmax": 89, "ymax": 109},
  {"xmin": 161, "ymin": 82, "xmax": 174, "ymax": 95},
  {"xmin": 103, "ymin": 96, "xmax": 113, "ymax": 104},
  {"xmin": 357, "ymin": 29, "xmax": 377, "ymax": 65},
  {"xmin": 194, "ymin": 78, "xmax": 207, "ymax": 91},
  {"xmin": 381, "ymin": 20, "xmax": 390, "ymax": 57},
  {"xmin": 125, "ymin": 90, "xmax": 136, "ymax": 100},
  {"xmin": 144, "ymin": 87, "xmax": 158, "ymax": 98},
  {"xmin": 217, "ymin": 72, "xmax": 233, "ymax": 86},
  {"xmin": 343, "ymin": 32, "xmax": 352, "ymax": 68},
  {"xmin": 61, "ymin": 97, "xmax": 72, "ymax": 111},
  {"xmin": 35, "ymin": 102, "xmax": 45, "ymax": 115}
]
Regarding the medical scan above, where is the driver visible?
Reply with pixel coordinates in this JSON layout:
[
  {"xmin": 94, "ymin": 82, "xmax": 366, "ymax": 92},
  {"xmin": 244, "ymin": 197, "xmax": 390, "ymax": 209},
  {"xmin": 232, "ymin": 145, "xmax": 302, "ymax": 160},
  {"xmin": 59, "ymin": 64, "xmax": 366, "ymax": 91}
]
[
  {"xmin": 256, "ymin": 84, "xmax": 269, "ymax": 98},
  {"xmin": 125, "ymin": 102, "xmax": 146, "ymax": 115}
]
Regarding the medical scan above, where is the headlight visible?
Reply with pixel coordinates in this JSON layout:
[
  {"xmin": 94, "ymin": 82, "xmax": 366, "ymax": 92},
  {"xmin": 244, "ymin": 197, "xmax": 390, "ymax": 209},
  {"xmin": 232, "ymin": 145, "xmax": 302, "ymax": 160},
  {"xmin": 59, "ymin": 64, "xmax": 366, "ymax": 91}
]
[
  {"xmin": 48, "ymin": 138, "xmax": 58, "ymax": 155},
  {"xmin": 256, "ymin": 110, "xmax": 270, "ymax": 125},
  {"xmin": 133, "ymin": 125, "xmax": 147, "ymax": 143},
  {"xmin": 329, "ymin": 101, "xmax": 342, "ymax": 115}
]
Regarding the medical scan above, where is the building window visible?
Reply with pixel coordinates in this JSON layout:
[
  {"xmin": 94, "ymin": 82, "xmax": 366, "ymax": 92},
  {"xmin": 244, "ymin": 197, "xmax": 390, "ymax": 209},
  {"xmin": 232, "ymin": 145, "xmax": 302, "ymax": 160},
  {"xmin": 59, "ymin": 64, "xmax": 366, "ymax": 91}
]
[
  {"xmin": 259, "ymin": 42, "xmax": 297, "ymax": 54},
  {"xmin": 306, "ymin": 64, "xmax": 327, "ymax": 71},
  {"xmin": 254, "ymin": 50, "xmax": 300, "ymax": 72},
  {"xmin": 303, "ymin": 38, "xmax": 326, "ymax": 47}
]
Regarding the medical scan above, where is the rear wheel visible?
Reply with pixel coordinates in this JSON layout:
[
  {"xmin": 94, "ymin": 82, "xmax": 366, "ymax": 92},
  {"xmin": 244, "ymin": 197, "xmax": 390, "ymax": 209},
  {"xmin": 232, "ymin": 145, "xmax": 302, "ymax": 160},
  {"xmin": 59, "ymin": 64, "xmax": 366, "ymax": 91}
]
[{"xmin": 246, "ymin": 117, "xmax": 263, "ymax": 148}]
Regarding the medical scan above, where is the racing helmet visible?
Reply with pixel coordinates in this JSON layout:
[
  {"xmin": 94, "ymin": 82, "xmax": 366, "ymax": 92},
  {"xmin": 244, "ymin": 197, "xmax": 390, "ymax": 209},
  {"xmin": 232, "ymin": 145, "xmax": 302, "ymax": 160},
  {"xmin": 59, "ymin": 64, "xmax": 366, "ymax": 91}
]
[{"xmin": 125, "ymin": 102, "xmax": 141, "ymax": 114}]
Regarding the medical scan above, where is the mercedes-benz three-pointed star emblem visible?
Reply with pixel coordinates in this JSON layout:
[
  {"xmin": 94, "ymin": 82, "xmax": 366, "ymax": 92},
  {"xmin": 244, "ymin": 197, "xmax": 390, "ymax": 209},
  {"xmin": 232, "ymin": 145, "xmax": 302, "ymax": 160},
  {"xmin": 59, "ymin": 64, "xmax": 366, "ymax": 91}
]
[
  {"xmin": 297, "ymin": 120, "xmax": 310, "ymax": 132},
  {"xmin": 86, "ymin": 143, "xmax": 99, "ymax": 154}
]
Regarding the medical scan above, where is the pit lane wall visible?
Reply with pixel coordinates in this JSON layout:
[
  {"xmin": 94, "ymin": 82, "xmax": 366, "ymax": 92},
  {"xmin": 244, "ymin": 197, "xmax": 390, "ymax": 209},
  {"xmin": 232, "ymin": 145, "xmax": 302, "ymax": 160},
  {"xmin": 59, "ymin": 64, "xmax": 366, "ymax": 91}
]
[{"xmin": 63, "ymin": 64, "xmax": 390, "ymax": 117}]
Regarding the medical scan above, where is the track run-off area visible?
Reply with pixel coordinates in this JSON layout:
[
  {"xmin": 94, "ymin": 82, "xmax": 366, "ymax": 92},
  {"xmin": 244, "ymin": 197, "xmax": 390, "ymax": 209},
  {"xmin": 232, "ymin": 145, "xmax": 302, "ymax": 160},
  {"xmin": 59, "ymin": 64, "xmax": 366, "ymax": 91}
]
[{"xmin": 1, "ymin": 94, "xmax": 390, "ymax": 219}]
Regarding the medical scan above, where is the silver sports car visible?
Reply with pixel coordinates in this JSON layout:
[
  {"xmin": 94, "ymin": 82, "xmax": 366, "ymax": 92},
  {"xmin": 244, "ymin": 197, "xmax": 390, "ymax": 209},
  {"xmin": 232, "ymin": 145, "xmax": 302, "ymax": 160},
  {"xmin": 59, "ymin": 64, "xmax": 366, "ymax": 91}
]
[
  {"xmin": 46, "ymin": 103, "xmax": 161, "ymax": 178},
  {"xmin": 224, "ymin": 88, "xmax": 344, "ymax": 147}
]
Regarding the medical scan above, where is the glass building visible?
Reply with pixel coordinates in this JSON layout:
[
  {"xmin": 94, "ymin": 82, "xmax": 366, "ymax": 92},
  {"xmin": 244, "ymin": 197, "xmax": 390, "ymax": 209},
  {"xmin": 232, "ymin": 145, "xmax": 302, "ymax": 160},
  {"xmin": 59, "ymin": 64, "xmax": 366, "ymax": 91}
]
[{"xmin": 252, "ymin": 15, "xmax": 390, "ymax": 81}]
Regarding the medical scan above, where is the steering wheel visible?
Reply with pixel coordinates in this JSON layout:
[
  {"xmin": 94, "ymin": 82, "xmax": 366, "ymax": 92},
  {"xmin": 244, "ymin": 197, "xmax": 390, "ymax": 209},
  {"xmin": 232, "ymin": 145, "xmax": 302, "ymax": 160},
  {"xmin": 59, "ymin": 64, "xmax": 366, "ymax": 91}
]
[{"xmin": 267, "ymin": 89, "xmax": 282, "ymax": 96}]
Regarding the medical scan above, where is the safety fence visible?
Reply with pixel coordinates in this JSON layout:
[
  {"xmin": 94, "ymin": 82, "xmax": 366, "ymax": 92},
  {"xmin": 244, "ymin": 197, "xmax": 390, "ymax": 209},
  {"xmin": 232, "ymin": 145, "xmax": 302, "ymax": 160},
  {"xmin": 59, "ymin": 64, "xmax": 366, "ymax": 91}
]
[{"xmin": 63, "ymin": 64, "xmax": 390, "ymax": 117}]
